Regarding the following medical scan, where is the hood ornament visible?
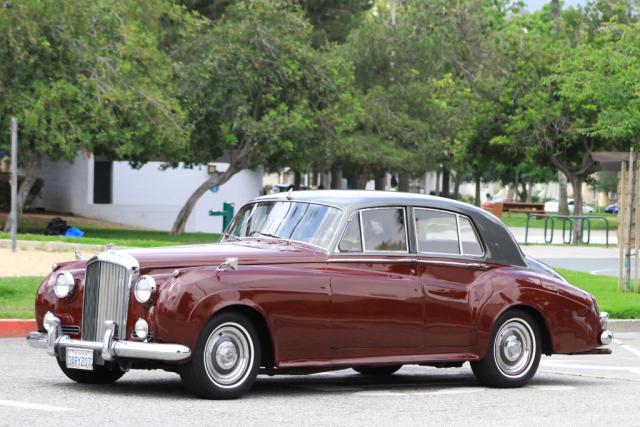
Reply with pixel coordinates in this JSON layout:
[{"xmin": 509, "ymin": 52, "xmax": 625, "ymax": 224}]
[
  {"xmin": 74, "ymin": 248, "xmax": 82, "ymax": 260},
  {"xmin": 216, "ymin": 257, "xmax": 239, "ymax": 274},
  {"xmin": 106, "ymin": 242, "xmax": 115, "ymax": 251}
]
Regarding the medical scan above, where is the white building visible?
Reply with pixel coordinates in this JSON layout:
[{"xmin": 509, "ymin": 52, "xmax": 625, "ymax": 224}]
[{"xmin": 36, "ymin": 153, "xmax": 263, "ymax": 233}]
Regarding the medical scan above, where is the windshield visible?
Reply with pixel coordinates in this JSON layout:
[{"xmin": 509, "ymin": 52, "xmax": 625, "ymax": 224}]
[{"xmin": 222, "ymin": 201, "xmax": 344, "ymax": 250}]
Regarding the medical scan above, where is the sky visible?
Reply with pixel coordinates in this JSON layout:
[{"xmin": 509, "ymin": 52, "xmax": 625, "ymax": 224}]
[{"xmin": 524, "ymin": 0, "xmax": 586, "ymax": 11}]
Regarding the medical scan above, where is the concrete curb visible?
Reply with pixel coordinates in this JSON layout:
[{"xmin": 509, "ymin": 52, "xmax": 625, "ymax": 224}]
[
  {"xmin": 0, "ymin": 320, "xmax": 36, "ymax": 338},
  {"xmin": 0, "ymin": 239, "xmax": 121, "ymax": 253},
  {"xmin": 609, "ymin": 319, "xmax": 640, "ymax": 333}
]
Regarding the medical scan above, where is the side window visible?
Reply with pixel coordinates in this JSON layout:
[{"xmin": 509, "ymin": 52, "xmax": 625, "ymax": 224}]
[
  {"xmin": 414, "ymin": 209, "xmax": 460, "ymax": 254},
  {"xmin": 361, "ymin": 208, "xmax": 407, "ymax": 252},
  {"xmin": 459, "ymin": 216, "xmax": 483, "ymax": 256},
  {"xmin": 338, "ymin": 214, "xmax": 363, "ymax": 253}
]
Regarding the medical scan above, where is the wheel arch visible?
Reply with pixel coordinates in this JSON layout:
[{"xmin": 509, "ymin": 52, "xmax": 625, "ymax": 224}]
[
  {"xmin": 496, "ymin": 305, "xmax": 553, "ymax": 356},
  {"xmin": 209, "ymin": 304, "xmax": 276, "ymax": 368}
]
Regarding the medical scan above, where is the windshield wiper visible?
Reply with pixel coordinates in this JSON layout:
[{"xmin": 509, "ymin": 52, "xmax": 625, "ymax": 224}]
[
  {"xmin": 221, "ymin": 232, "xmax": 240, "ymax": 241},
  {"xmin": 248, "ymin": 231, "xmax": 283, "ymax": 240}
]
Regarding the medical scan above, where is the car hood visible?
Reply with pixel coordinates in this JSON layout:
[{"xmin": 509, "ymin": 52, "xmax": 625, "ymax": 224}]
[{"xmin": 123, "ymin": 240, "xmax": 328, "ymax": 272}]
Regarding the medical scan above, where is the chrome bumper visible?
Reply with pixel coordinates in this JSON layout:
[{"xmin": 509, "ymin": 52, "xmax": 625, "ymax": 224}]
[
  {"xmin": 26, "ymin": 313, "xmax": 191, "ymax": 363},
  {"xmin": 600, "ymin": 312, "xmax": 613, "ymax": 346}
]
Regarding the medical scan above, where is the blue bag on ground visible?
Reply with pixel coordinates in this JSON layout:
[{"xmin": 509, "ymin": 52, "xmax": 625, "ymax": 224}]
[{"xmin": 64, "ymin": 227, "xmax": 84, "ymax": 237}]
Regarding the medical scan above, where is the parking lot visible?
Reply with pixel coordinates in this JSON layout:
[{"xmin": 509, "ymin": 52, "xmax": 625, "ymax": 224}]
[{"xmin": 1, "ymin": 333, "xmax": 639, "ymax": 426}]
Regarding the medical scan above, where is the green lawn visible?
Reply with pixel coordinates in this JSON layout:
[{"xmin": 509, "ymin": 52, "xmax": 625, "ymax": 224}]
[
  {"xmin": 0, "ymin": 276, "xmax": 42, "ymax": 319},
  {"xmin": 2, "ymin": 269, "xmax": 638, "ymax": 319},
  {"xmin": 0, "ymin": 212, "xmax": 220, "ymax": 247},
  {"xmin": 500, "ymin": 212, "xmax": 617, "ymax": 230},
  {"xmin": 556, "ymin": 269, "xmax": 640, "ymax": 319}
]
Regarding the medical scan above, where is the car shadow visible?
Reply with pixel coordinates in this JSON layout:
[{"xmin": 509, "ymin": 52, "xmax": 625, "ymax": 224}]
[{"xmin": 52, "ymin": 367, "xmax": 600, "ymax": 400}]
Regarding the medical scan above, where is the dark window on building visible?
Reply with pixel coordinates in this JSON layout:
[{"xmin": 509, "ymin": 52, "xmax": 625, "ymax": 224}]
[{"xmin": 93, "ymin": 160, "xmax": 112, "ymax": 204}]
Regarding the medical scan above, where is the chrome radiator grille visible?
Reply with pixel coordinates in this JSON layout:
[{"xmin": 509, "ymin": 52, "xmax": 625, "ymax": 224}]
[{"xmin": 82, "ymin": 260, "xmax": 132, "ymax": 341}]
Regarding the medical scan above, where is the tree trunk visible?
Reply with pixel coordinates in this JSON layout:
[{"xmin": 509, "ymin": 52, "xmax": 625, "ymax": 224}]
[
  {"xmin": 293, "ymin": 171, "xmax": 302, "ymax": 190},
  {"xmin": 453, "ymin": 173, "xmax": 461, "ymax": 200},
  {"xmin": 506, "ymin": 183, "xmax": 516, "ymax": 201},
  {"xmin": 526, "ymin": 182, "xmax": 534, "ymax": 203},
  {"xmin": 441, "ymin": 167, "xmax": 450, "ymax": 198},
  {"xmin": 3, "ymin": 157, "xmax": 41, "ymax": 233},
  {"xmin": 558, "ymin": 171, "xmax": 569, "ymax": 216},
  {"xmin": 519, "ymin": 181, "xmax": 527, "ymax": 202},
  {"xmin": 398, "ymin": 172, "xmax": 410, "ymax": 192},
  {"xmin": 551, "ymin": 0, "xmax": 560, "ymax": 32},
  {"xmin": 375, "ymin": 173, "xmax": 386, "ymax": 191},
  {"xmin": 171, "ymin": 144, "xmax": 251, "ymax": 235},
  {"xmin": 435, "ymin": 170, "xmax": 441, "ymax": 196},
  {"xmin": 474, "ymin": 176, "xmax": 481, "ymax": 207},
  {"xmin": 330, "ymin": 164, "xmax": 342, "ymax": 189},
  {"xmin": 570, "ymin": 175, "xmax": 584, "ymax": 244}
]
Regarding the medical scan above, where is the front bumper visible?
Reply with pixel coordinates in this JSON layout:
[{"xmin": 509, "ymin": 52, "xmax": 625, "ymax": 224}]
[
  {"xmin": 600, "ymin": 312, "xmax": 613, "ymax": 345},
  {"xmin": 26, "ymin": 313, "xmax": 191, "ymax": 363}
]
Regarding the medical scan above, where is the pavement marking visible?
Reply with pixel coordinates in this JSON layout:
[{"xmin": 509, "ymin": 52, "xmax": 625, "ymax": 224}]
[
  {"xmin": 613, "ymin": 338, "xmax": 640, "ymax": 359},
  {"xmin": 589, "ymin": 269, "xmax": 617, "ymax": 276},
  {"xmin": 0, "ymin": 400, "xmax": 76, "ymax": 412},
  {"xmin": 355, "ymin": 387, "xmax": 486, "ymax": 397}
]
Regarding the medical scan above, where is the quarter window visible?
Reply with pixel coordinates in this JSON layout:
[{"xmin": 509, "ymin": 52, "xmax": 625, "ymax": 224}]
[
  {"xmin": 338, "ymin": 214, "xmax": 363, "ymax": 253},
  {"xmin": 361, "ymin": 208, "xmax": 408, "ymax": 252},
  {"xmin": 414, "ymin": 209, "xmax": 460, "ymax": 254},
  {"xmin": 459, "ymin": 216, "xmax": 483, "ymax": 256}
]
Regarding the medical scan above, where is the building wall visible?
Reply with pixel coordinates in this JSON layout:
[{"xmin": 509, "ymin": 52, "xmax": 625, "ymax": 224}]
[{"xmin": 37, "ymin": 154, "xmax": 263, "ymax": 233}]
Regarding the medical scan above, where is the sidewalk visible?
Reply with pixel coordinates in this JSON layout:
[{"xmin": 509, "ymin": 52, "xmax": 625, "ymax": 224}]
[{"xmin": 511, "ymin": 227, "xmax": 616, "ymax": 245}]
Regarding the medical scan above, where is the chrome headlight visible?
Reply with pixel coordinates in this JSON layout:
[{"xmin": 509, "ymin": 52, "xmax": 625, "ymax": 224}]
[
  {"xmin": 134, "ymin": 275, "xmax": 156, "ymax": 304},
  {"xmin": 53, "ymin": 272, "xmax": 75, "ymax": 298}
]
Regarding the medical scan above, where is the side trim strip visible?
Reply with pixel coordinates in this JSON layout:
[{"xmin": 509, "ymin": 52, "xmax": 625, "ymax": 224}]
[
  {"xmin": 328, "ymin": 258, "xmax": 416, "ymax": 264},
  {"xmin": 417, "ymin": 259, "xmax": 489, "ymax": 270}
]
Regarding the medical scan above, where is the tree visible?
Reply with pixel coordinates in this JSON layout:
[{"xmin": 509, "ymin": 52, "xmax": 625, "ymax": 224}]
[
  {"xmin": 0, "ymin": 0, "xmax": 188, "ymax": 232},
  {"xmin": 169, "ymin": 0, "xmax": 354, "ymax": 234}
]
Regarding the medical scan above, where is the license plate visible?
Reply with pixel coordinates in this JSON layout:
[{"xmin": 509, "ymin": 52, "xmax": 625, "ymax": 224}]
[{"xmin": 66, "ymin": 348, "xmax": 94, "ymax": 371}]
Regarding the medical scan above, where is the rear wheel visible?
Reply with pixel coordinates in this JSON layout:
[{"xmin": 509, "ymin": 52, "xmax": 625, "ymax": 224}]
[
  {"xmin": 180, "ymin": 312, "xmax": 261, "ymax": 399},
  {"xmin": 57, "ymin": 360, "xmax": 125, "ymax": 384},
  {"xmin": 471, "ymin": 309, "xmax": 541, "ymax": 388},
  {"xmin": 353, "ymin": 365, "xmax": 402, "ymax": 376}
]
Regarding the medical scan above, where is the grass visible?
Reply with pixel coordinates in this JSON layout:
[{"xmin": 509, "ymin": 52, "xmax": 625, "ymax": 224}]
[
  {"xmin": 500, "ymin": 212, "xmax": 618, "ymax": 230},
  {"xmin": 0, "ymin": 276, "xmax": 42, "ymax": 319},
  {"xmin": 0, "ymin": 212, "xmax": 220, "ymax": 247},
  {"xmin": 2, "ymin": 269, "xmax": 638, "ymax": 320},
  {"xmin": 556, "ymin": 268, "xmax": 640, "ymax": 319}
]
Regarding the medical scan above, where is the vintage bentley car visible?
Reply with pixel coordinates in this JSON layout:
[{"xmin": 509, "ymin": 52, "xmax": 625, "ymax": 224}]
[{"xmin": 27, "ymin": 191, "xmax": 613, "ymax": 399}]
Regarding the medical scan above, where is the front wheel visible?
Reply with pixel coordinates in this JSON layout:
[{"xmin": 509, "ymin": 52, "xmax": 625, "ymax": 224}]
[
  {"xmin": 180, "ymin": 312, "xmax": 261, "ymax": 399},
  {"xmin": 57, "ymin": 360, "xmax": 125, "ymax": 384},
  {"xmin": 471, "ymin": 309, "xmax": 541, "ymax": 388}
]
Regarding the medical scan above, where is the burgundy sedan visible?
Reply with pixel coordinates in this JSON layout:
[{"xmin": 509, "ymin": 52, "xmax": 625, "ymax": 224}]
[{"xmin": 27, "ymin": 191, "xmax": 612, "ymax": 399}]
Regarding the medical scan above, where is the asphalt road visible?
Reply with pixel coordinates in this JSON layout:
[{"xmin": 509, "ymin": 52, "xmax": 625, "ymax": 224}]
[{"xmin": 2, "ymin": 334, "xmax": 640, "ymax": 426}]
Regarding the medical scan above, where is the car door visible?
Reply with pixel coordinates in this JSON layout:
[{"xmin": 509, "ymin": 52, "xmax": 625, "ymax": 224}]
[
  {"xmin": 328, "ymin": 207, "xmax": 424, "ymax": 358},
  {"xmin": 412, "ymin": 208, "xmax": 490, "ymax": 351}
]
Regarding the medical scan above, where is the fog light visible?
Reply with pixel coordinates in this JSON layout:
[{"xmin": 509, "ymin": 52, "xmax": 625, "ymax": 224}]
[
  {"xmin": 135, "ymin": 318, "xmax": 149, "ymax": 340},
  {"xmin": 43, "ymin": 311, "xmax": 57, "ymax": 332},
  {"xmin": 53, "ymin": 271, "xmax": 75, "ymax": 298},
  {"xmin": 134, "ymin": 276, "xmax": 156, "ymax": 304}
]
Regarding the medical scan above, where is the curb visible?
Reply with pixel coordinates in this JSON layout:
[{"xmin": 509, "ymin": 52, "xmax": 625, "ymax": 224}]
[
  {"xmin": 0, "ymin": 320, "xmax": 36, "ymax": 338},
  {"xmin": 0, "ymin": 239, "xmax": 133, "ymax": 253},
  {"xmin": 609, "ymin": 319, "xmax": 640, "ymax": 334}
]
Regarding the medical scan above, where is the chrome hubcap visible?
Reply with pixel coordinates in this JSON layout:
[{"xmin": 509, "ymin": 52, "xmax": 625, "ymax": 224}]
[
  {"xmin": 493, "ymin": 319, "xmax": 535, "ymax": 378},
  {"xmin": 204, "ymin": 323, "xmax": 253, "ymax": 388}
]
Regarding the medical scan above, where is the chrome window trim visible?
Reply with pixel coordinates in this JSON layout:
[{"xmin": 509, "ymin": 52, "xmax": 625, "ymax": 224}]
[
  {"xmin": 329, "ymin": 257, "xmax": 417, "ymax": 264},
  {"xmin": 412, "ymin": 207, "xmax": 486, "ymax": 258},
  {"xmin": 221, "ymin": 200, "xmax": 346, "ymax": 252},
  {"xmin": 335, "ymin": 206, "xmax": 410, "ymax": 255},
  {"xmin": 417, "ymin": 258, "xmax": 489, "ymax": 270}
]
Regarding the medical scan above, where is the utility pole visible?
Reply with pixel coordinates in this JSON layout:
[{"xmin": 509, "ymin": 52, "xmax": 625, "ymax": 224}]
[{"xmin": 10, "ymin": 117, "xmax": 18, "ymax": 252}]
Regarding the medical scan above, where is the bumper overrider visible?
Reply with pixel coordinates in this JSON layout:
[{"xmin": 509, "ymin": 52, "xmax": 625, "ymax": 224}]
[{"xmin": 26, "ymin": 312, "xmax": 191, "ymax": 363}]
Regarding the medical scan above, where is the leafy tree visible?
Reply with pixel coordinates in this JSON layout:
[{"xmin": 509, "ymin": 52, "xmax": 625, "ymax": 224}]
[
  {"xmin": 169, "ymin": 0, "xmax": 354, "ymax": 234},
  {"xmin": 0, "ymin": 0, "xmax": 188, "ymax": 232}
]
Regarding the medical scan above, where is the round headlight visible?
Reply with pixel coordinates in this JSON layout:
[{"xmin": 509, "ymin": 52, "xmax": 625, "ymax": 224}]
[
  {"xmin": 54, "ymin": 272, "xmax": 75, "ymax": 298},
  {"xmin": 134, "ymin": 275, "xmax": 156, "ymax": 304},
  {"xmin": 134, "ymin": 318, "xmax": 149, "ymax": 340}
]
